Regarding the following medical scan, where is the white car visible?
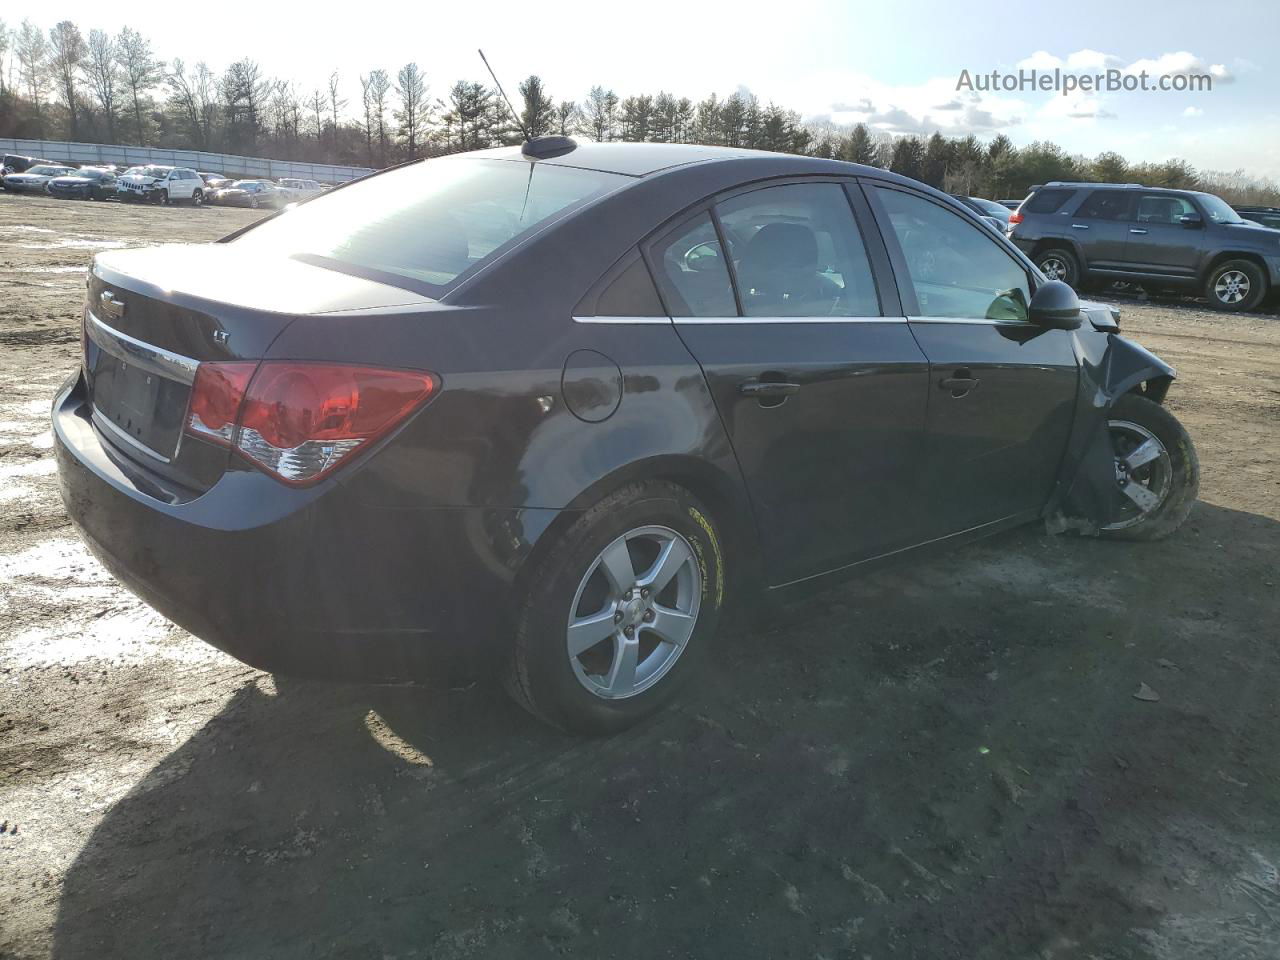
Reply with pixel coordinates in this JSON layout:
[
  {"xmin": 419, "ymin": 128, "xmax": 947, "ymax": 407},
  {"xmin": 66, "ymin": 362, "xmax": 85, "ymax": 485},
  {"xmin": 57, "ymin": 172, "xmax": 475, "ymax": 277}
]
[
  {"xmin": 276, "ymin": 178, "xmax": 326, "ymax": 202},
  {"xmin": 116, "ymin": 166, "xmax": 206, "ymax": 205}
]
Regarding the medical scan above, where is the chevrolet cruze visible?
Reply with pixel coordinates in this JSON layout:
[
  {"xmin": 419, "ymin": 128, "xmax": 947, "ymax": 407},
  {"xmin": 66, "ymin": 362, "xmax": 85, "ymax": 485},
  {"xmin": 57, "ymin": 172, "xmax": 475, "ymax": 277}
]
[{"xmin": 53, "ymin": 139, "xmax": 1198, "ymax": 733}]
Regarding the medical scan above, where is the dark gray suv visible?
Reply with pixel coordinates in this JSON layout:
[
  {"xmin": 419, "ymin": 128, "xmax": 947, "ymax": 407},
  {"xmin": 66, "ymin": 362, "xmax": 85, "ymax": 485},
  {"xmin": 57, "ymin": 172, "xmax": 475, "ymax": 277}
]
[{"xmin": 1008, "ymin": 181, "xmax": 1280, "ymax": 311}]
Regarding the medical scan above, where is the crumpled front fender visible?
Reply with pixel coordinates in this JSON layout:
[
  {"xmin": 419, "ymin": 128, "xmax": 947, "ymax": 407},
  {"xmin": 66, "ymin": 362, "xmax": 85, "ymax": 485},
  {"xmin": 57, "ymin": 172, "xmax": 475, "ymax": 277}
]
[{"xmin": 1045, "ymin": 333, "xmax": 1177, "ymax": 533}]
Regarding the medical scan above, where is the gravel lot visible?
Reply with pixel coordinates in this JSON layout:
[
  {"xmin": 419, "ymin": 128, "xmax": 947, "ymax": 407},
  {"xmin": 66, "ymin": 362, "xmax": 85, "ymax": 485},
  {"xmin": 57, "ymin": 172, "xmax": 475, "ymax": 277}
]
[{"xmin": 1, "ymin": 192, "xmax": 1278, "ymax": 960}]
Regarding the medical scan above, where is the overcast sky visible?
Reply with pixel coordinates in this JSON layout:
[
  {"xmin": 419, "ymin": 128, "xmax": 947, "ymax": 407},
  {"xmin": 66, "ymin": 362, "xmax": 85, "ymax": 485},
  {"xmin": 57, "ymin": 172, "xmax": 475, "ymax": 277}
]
[{"xmin": 46, "ymin": 0, "xmax": 1280, "ymax": 178}]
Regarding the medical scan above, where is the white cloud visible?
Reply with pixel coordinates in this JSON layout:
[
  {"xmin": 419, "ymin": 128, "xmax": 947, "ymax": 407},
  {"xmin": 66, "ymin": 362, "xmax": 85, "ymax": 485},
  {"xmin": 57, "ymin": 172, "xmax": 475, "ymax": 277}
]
[
  {"xmin": 794, "ymin": 70, "xmax": 1027, "ymax": 137},
  {"xmin": 1183, "ymin": 106, "xmax": 1204, "ymax": 118},
  {"xmin": 1124, "ymin": 51, "xmax": 1233, "ymax": 83},
  {"xmin": 1016, "ymin": 49, "xmax": 1233, "ymax": 85}
]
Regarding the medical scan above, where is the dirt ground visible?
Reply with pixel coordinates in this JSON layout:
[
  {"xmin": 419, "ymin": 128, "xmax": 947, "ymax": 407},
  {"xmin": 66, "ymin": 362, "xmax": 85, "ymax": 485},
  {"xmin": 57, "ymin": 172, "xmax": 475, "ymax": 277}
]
[{"xmin": 1, "ymin": 192, "xmax": 1278, "ymax": 960}]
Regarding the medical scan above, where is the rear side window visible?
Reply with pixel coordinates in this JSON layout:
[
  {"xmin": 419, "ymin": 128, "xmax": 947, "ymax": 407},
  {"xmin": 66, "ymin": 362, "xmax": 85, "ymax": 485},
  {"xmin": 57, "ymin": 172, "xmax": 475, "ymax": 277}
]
[
  {"xmin": 715, "ymin": 182, "xmax": 881, "ymax": 317},
  {"xmin": 1076, "ymin": 190, "xmax": 1131, "ymax": 220},
  {"xmin": 1022, "ymin": 188, "xmax": 1073, "ymax": 214},
  {"xmin": 232, "ymin": 158, "xmax": 630, "ymax": 296},
  {"xmin": 650, "ymin": 213, "xmax": 737, "ymax": 317},
  {"xmin": 576, "ymin": 251, "xmax": 666, "ymax": 317}
]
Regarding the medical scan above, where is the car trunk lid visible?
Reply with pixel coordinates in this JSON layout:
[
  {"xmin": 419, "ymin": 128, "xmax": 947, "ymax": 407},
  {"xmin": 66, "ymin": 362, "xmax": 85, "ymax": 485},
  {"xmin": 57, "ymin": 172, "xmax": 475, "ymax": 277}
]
[{"xmin": 84, "ymin": 244, "xmax": 434, "ymax": 490}]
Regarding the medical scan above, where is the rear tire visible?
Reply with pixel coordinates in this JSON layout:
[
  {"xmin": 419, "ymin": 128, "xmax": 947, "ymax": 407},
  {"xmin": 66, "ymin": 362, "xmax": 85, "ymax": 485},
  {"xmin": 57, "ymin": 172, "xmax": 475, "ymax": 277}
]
[
  {"xmin": 1099, "ymin": 394, "xmax": 1198, "ymax": 541},
  {"xmin": 191, "ymin": 189, "xmax": 203, "ymax": 206},
  {"xmin": 1204, "ymin": 259, "xmax": 1266, "ymax": 312},
  {"xmin": 1035, "ymin": 247, "xmax": 1081, "ymax": 288},
  {"xmin": 507, "ymin": 481, "xmax": 725, "ymax": 735}
]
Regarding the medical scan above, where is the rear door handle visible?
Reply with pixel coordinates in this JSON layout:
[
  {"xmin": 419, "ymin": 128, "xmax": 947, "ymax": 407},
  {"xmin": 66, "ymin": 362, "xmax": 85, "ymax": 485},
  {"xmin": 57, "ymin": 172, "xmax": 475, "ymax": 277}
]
[
  {"xmin": 1070, "ymin": 223, "xmax": 1090, "ymax": 229},
  {"xmin": 740, "ymin": 380, "xmax": 801, "ymax": 397},
  {"xmin": 939, "ymin": 370, "xmax": 980, "ymax": 397},
  {"xmin": 1129, "ymin": 228, "xmax": 1148, "ymax": 234}
]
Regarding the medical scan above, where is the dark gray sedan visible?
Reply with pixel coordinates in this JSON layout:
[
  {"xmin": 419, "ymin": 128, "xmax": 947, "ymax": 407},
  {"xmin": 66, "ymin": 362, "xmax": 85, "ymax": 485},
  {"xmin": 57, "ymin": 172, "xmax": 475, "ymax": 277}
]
[{"xmin": 53, "ymin": 140, "xmax": 1198, "ymax": 733}]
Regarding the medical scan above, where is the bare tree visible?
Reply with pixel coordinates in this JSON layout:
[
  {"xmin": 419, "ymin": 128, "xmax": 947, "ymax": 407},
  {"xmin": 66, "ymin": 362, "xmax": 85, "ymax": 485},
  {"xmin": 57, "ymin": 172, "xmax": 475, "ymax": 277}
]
[
  {"xmin": 583, "ymin": 85, "xmax": 618, "ymax": 142},
  {"xmin": 167, "ymin": 58, "xmax": 206, "ymax": 148},
  {"xmin": 83, "ymin": 29, "xmax": 119, "ymax": 141},
  {"xmin": 554, "ymin": 100, "xmax": 578, "ymax": 137},
  {"xmin": 306, "ymin": 87, "xmax": 325, "ymax": 147},
  {"xmin": 115, "ymin": 27, "xmax": 161, "ymax": 144},
  {"xmin": 0, "ymin": 20, "xmax": 12, "ymax": 97},
  {"xmin": 368, "ymin": 69, "xmax": 390, "ymax": 164},
  {"xmin": 270, "ymin": 80, "xmax": 302, "ymax": 152},
  {"xmin": 48, "ymin": 21, "xmax": 86, "ymax": 138},
  {"xmin": 15, "ymin": 20, "xmax": 50, "ymax": 134},
  {"xmin": 394, "ymin": 62, "xmax": 427, "ymax": 158},
  {"xmin": 327, "ymin": 70, "xmax": 346, "ymax": 160}
]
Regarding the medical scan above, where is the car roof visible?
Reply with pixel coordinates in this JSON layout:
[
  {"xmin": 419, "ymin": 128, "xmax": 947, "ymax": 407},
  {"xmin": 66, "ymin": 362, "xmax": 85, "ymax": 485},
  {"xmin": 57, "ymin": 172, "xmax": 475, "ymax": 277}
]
[{"xmin": 466, "ymin": 141, "xmax": 893, "ymax": 180}]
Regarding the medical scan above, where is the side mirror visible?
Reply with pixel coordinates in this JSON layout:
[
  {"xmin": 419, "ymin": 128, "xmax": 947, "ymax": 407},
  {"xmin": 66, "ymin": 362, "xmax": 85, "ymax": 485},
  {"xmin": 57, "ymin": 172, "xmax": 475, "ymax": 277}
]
[
  {"xmin": 979, "ymin": 215, "xmax": 1005, "ymax": 233},
  {"xmin": 1028, "ymin": 280, "xmax": 1083, "ymax": 329},
  {"xmin": 1179, "ymin": 213, "xmax": 1203, "ymax": 228}
]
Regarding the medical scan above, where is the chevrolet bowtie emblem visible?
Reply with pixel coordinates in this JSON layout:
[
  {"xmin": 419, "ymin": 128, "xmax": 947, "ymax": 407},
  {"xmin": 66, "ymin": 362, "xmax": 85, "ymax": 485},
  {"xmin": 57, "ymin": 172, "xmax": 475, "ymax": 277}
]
[{"xmin": 98, "ymin": 290, "xmax": 125, "ymax": 322}]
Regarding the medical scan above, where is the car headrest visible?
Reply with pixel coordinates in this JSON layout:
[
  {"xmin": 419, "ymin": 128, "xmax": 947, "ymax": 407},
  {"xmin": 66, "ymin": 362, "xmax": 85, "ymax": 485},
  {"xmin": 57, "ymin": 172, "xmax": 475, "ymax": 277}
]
[{"xmin": 739, "ymin": 223, "xmax": 818, "ymax": 275}]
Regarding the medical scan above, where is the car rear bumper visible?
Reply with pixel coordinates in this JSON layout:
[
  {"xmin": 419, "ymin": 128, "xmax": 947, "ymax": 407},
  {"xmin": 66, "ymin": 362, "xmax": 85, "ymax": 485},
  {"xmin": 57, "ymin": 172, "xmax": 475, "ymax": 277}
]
[{"xmin": 53, "ymin": 371, "xmax": 543, "ymax": 681}]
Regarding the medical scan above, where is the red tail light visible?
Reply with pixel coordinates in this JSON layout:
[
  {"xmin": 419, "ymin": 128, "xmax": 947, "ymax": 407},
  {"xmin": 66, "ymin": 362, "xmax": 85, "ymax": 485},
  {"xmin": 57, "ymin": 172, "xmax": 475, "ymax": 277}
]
[
  {"xmin": 1008, "ymin": 210, "xmax": 1024, "ymax": 225},
  {"xmin": 184, "ymin": 362, "xmax": 438, "ymax": 485}
]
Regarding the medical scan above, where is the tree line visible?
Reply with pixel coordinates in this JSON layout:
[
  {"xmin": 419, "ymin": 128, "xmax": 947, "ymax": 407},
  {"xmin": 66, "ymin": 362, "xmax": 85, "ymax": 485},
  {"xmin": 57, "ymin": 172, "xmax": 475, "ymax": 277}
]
[{"xmin": 1, "ymin": 18, "xmax": 1277, "ymax": 205}]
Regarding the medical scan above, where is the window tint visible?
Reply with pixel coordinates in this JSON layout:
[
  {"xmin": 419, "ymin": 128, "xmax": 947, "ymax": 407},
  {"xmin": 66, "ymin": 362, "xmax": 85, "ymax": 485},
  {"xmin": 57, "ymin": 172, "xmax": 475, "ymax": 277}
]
[
  {"xmin": 874, "ymin": 186, "xmax": 1031, "ymax": 322},
  {"xmin": 1023, "ymin": 188, "xmax": 1073, "ymax": 214},
  {"xmin": 1076, "ymin": 190, "xmax": 1131, "ymax": 220},
  {"xmin": 580, "ymin": 252, "xmax": 666, "ymax": 317},
  {"xmin": 715, "ymin": 182, "xmax": 880, "ymax": 317},
  {"xmin": 233, "ymin": 158, "xmax": 628, "ymax": 294},
  {"xmin": 650, "ymin": 213, "xmax": 736, "ymax": 317},
  {"xmin": 1135, "ymin": 194, "xmax": 1197, "ymax": 224}
]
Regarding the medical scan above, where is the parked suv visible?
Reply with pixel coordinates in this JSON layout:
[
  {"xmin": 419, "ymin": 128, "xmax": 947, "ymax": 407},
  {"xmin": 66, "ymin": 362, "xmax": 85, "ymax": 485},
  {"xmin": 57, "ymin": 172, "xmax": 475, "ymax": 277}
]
[
  {"xmin": 1008, "ymin": 182, "xmax": 1280, "ymax": 311},
  {"xmin": 116, "ymin": 165, "xmax": 206, "ymax": 205}
]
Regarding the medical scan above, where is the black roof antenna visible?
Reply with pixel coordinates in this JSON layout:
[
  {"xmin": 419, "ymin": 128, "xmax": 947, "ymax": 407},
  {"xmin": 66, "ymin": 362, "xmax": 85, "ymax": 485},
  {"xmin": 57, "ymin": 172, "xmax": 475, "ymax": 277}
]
[{"xmin": 477, "ymin": 49, "xmax": 577, "ymax": 160}]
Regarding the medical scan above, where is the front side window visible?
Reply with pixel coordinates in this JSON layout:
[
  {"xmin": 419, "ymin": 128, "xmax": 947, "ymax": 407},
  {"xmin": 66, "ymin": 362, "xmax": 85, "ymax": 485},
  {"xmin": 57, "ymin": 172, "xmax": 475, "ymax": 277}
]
[
  {"xmin": 649, "ymin": 212, "xmax": 737, "ymax": 317},
  {"xmin": 1196, "ymin": 194, "xmax": 1245, "ymax": 224},
  {"xmin": 1076, "ymin": 190, "xmax": 1131, "ymax": 220},
  {"xmin": 1135, "ymin": 194, "xmax": 1197, "ymax": 224},
  {"xmin": 233, "ymin": 158, "xmax": 629, "ymax": 295},
  {"xmin": 715, "ymin": 182, "xmax": 880, "ymax": 317},
  {"xmin": 874, "ymin": 186, "xmax": 1031, "ymax": 322}
]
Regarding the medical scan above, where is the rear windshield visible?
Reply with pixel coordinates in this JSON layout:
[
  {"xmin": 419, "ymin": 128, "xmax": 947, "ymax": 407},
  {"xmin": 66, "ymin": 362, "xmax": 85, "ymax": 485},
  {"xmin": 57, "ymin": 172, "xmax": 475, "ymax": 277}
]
[
  {"xmin": 231, "ymin": 157, "xmax": 630, "ymax": 295},
  {"xmin": 1022, "ymin": 188, "xmax": 1074, "ymax": 214}
]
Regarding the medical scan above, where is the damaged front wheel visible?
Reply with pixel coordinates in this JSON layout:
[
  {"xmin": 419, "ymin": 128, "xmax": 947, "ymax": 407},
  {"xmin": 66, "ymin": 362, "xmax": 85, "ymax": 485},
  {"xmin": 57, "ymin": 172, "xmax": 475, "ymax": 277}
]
[{"xmin": 1100, "ymin": 394, "xmax": 1199, "ymax": 540}]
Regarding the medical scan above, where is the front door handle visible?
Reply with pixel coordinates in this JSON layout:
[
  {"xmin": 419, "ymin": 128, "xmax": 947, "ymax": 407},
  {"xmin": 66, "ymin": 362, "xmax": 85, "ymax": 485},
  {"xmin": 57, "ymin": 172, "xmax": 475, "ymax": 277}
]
[
  {"xmin": 1070, "ymin": 223, "xmax": 1090, "ymax": 229},
  {"xmin": 939, "ymin": 370, "xmax": 980, "ymax": 397},
  {"xmin": 740, "ymin": 380, "xmax": 801, "ymax": 398},
  {"xmin": 1129, "ymin": 228, "xmax": 1149, "ymax": 234}
]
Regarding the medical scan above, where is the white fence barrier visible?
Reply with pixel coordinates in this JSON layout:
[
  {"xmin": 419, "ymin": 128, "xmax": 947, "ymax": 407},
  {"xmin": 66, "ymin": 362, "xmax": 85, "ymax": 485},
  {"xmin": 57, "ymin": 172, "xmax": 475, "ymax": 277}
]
[{"xmin": 0, "ymin": 138, "xmax": 374, "ymax": 183}]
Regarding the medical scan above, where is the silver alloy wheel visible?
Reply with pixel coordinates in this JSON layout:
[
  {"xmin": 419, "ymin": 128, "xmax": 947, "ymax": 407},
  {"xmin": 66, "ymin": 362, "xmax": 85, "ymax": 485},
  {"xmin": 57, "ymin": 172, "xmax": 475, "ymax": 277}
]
[
  {"xmin": 566, "ymin": 525, "xmax": 701, "ymax": 700},
  {"xmin": 1213, "ymin": 269, "xmax": 1250, "ymax": 304},
  {"xmin": 1040, "ymin": 255, "xmax": 1068, "ymax": 281},
  {"xmin": 1103, "ymin": 419, "xmax": 1172, "ymax": 530}
]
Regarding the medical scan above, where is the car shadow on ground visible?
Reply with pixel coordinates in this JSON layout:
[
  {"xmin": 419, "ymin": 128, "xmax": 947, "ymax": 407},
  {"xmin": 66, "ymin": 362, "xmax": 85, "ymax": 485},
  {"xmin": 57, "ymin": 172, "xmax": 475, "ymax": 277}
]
[{"xmin": 49, "ymin": 502, "xmax": 1280, "ymax": 960}]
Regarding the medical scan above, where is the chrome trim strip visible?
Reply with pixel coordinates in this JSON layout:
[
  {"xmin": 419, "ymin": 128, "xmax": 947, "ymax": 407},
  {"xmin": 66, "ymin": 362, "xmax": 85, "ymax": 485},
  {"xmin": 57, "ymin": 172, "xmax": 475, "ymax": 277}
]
[
  {"xmin": 672, "ymin": 315, "xmax": 903, "ymax": 325},
  {"xmin": 90, "ymin": 408, "xmax": 173, "ymax": 463},
  {"xmin": 571, "ymin": 315, "xmax": 672, "ymax": 325},
  {"xmin": 907, "ymin": 315, "xmax": 1036, "ymax": 327},
  {"xmin": 85, "ymin": 309, "xmax": 200, "ymax": 386}
]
